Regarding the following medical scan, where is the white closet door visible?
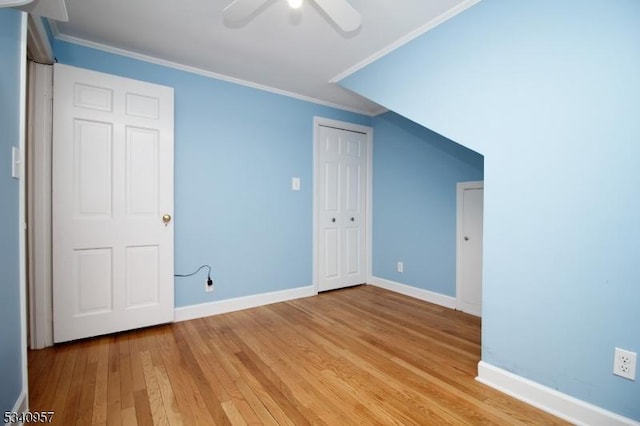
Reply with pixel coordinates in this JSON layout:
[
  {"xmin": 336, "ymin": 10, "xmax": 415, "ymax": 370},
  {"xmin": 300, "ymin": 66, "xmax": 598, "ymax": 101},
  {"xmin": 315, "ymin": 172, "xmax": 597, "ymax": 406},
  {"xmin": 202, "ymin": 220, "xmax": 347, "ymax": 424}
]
[{"xmin": 317, "ymin": 124, "xmax": 367, "ymax": 291}]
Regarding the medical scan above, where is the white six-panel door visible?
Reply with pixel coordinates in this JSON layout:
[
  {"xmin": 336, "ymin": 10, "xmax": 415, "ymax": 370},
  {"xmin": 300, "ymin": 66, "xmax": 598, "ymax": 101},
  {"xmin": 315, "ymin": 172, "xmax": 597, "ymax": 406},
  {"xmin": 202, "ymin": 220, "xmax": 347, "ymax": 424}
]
[
  {"xmin": 317, "ymin": 123, "xmax": 368, "ymax": 291},
  {"xmin": 52, "ymin": 64, "xmax": 174, "ymax": 342}
]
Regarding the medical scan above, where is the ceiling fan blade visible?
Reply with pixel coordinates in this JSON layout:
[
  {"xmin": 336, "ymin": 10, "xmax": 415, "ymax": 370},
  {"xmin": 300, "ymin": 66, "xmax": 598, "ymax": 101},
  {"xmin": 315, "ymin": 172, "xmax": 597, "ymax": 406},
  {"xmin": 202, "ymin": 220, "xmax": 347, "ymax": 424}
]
[
  {"xmin": 313, "ymin": 0, "xmax": 361, "ymax": 32},
  {"xmin": 0, "ymin": 0, "xmax": 32, "ymax": 6},
  {"xmin": 223, "ymin": 0, "xmax": 270, "ymax": 22}
]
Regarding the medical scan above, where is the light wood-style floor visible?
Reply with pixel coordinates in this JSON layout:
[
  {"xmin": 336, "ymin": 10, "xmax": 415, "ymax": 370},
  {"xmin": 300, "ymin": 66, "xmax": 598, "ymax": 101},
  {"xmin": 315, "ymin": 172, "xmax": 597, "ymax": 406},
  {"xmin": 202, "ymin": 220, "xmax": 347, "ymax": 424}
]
[{"xmin": 28, "ymin": 285, "xmax": 567, "ymax": 425}]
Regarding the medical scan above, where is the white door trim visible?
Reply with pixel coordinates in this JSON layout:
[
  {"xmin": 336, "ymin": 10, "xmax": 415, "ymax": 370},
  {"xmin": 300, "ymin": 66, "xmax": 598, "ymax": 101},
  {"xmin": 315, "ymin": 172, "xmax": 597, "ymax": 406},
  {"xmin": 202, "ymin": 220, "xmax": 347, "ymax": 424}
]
[
  {"xmin": 25, "ymin": 8, "xmax": 57, "ymax": 349},
  {"xmin": 312, "ymin": 117, "xmax": 373, "ymax": 293},
  {"xmin": 27, "ymin": 61, "xmax": 54, "ymax": 349},
  {"xmin": 456, "ymin": 180, "xmax": 484, "ymax": 315},
  {"xmin": 17, "ymin": 10, "xmax": 29, "ymax": 411}
]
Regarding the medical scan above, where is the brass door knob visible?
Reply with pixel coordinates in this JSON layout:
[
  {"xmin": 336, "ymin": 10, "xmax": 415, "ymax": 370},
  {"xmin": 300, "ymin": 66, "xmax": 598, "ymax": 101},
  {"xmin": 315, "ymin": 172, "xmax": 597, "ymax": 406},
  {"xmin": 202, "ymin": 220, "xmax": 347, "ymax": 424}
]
[{"xmin": 162, "ymin": 214, "xmax": 172, "ymax": 224}]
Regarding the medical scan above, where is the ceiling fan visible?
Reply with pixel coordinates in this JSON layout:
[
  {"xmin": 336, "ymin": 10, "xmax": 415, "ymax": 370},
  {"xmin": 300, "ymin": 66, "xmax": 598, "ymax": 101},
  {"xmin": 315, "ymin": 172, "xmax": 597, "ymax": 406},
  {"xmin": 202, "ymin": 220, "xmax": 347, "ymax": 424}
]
[{"xmin": 224, "ymin": 0, "xmax": 361, "ymax": 32}]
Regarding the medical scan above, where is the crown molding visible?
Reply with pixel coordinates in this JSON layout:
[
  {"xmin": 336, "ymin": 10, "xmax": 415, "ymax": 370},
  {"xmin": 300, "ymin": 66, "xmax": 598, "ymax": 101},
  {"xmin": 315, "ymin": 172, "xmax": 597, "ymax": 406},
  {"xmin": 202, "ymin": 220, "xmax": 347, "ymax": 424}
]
[
  {"xmin": 330, "ymin": 0, "xmax": 480, "ymax": 84},
  {"xmin": 27, "ymin": 16, "xmax": 54, "ymax": 63},
  {"xmin": 51, "ymin": 31, "xmax": 377, "ymax": 117}
]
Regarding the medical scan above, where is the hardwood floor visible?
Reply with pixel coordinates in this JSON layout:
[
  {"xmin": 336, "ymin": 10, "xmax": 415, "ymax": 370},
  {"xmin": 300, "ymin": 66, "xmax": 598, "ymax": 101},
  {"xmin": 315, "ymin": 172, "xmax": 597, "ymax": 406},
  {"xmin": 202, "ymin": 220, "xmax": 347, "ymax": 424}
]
[{"xmin": 28, "ymin": 285, "xmax": 567, "ymax": 425}]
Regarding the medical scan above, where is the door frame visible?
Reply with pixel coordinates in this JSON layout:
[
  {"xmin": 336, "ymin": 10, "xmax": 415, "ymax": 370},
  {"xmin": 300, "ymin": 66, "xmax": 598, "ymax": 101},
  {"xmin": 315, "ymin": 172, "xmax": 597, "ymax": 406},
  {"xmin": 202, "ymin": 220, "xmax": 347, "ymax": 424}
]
[
  {"xmin": 26, "ymin": 14, "xmax": 56, "ymax": 349},
  {"xmin": 455, "ymin": 180, "xmax": 484, "ymax": 315},
  {"xmin": 312, "ymin": 117, "xmax": 373, "ymax": 293},
  {"xmin": 27, "ymin": 61, "xmax": 54, "ymax": 349}
]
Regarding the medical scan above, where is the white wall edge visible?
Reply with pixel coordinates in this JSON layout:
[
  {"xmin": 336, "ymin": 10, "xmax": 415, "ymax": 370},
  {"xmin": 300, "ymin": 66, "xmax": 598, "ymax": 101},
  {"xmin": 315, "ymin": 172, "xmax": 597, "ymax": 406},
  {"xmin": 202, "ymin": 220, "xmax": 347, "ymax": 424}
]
[
  {"xmin": 18, "ymin": 11, "xmax": 30, "ymax": 417},
  {"xmin": 477, "ymin": 361, "xmax": 640, "ymax": 426},
  {"xmin": 368, "ymin": 276, "xmax": 457, "ymax": 309},
  {"xmin": 174, "ymin": 285, "xmax": 317, "ymax": 323}
]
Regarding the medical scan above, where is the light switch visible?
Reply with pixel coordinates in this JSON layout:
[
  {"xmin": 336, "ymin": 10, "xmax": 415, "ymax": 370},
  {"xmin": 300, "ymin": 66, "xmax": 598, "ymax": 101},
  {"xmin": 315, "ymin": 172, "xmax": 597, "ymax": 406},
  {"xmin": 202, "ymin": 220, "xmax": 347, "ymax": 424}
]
[
  {"xmin": 12, "ymin": 147, "xmax": 21, "ymax": 179},
  {"xmin": 291, "ymin": 177, "xmax": 300, "ymax": 191}
]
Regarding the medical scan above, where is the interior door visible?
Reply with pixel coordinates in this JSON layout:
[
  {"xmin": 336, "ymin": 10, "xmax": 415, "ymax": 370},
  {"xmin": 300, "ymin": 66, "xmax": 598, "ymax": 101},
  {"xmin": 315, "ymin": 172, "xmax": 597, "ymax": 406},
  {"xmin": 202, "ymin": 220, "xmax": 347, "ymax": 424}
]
[
  {"xmin": 457, "ymin": 182, "xmax": 483, "ymax": 317},
  {"xmin": 52, "ymin": 63, "xmax": 174, "ymax": 343},
  {"xmin": 317, "ymin": 124, "xmax": 367, "ymax": 291}
]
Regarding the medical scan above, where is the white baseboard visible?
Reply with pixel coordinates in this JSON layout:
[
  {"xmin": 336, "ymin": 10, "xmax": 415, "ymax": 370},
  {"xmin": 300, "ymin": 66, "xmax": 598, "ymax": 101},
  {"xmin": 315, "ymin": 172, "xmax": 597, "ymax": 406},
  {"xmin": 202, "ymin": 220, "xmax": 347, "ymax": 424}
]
[
  {"xmin": 477, "ymin": 361, "xmax": 640, "ymax": 426},
  {"xmin": 6, "ymin": 390, "xmax": 28, "ymax": 426},
  {"xmin": 174, "ymin": 285, "xmax": 317, "ymax": 322},
  {"xmin": 175, "ymin": 278, "xmax": 456, "ymax": 323},
  {"xmin": 14, "ymin": 390, "xmax": 28, "ymax": 413},
  {"xmin": 368, "ymin": 276, "xmax": 457, "ymax": 309}
]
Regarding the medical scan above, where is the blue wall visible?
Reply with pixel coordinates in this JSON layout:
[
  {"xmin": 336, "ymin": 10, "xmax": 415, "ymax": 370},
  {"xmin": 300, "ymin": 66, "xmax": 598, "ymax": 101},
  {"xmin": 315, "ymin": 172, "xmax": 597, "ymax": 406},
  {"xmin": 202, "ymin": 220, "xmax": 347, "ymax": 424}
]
[
  {"xmin": 0, "ymin": 8, "xmax": 25, "ymax": 414},
  {"xmin": 341, "ymin": 0, "xmax": 640, "ymax": 420},
  {"xmin": 53, "ymin": 40, "xmax": 371, "ymax": 307},
  {"xmin": 371, "ymin": 112, "xmax": 482, "ymax": 295}
]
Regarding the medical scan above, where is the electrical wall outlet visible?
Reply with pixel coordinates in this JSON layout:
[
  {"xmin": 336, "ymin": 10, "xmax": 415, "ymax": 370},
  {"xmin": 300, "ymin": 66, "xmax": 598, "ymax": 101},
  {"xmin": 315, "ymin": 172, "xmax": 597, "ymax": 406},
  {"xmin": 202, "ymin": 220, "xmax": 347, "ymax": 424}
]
[
  {"xmin": 205, "ymin": 278, "xmax": 214, "ymax": 293},
  {"xmin": 397, "ymin": 261, "xmax": 404, "ymax": 273},
  {"xmin": 613, "ymin": 347, "xmax": 637, "ymax": 380}
]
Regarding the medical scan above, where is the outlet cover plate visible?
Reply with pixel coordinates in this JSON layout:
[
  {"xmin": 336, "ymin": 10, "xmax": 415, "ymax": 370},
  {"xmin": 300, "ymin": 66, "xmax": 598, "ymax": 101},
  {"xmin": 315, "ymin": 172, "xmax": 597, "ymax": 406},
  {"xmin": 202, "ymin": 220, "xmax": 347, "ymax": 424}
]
[{"xmin": 613, "ymin": 347, "xmax": 637, "ymax": 380}]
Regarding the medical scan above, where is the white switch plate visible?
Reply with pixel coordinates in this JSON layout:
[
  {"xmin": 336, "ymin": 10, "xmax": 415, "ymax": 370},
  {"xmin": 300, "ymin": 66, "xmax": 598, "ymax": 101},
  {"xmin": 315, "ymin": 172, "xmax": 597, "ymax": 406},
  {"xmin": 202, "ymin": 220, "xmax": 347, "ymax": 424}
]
[
  {"xmin": 11, "ymin": 146, "xmax": 21, "ymax": 179},
  {"xmin": 291, "ymin": 177, "xmax": 301, "ymax": 191},
  {"xmin": 397, "ymin": 261, "xmax": 404, "ymax": 273}
]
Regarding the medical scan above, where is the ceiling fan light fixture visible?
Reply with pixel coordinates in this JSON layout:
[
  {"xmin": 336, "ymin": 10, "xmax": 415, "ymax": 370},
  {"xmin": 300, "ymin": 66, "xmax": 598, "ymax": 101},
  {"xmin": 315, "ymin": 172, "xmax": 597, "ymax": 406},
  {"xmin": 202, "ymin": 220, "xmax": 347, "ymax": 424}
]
[{"xmin": 224, "ymin": 0, "xmax": 361, "ymax": 32}]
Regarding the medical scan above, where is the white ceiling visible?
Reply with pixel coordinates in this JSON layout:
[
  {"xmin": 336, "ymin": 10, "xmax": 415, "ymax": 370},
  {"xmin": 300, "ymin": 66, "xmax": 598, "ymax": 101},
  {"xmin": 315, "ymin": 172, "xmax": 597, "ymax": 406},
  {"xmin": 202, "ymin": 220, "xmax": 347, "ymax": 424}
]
[{"xmin": 51, "ymin": 0, "xmax": 478, "ymax": 115}]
